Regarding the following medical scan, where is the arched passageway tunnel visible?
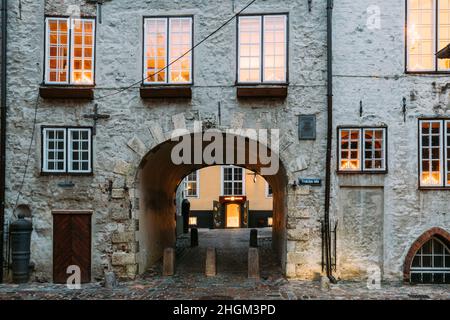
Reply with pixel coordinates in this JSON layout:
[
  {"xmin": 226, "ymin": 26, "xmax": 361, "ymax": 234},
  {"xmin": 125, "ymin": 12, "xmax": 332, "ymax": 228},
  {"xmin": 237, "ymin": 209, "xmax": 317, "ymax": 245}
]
[{"xmin": 135, "ymin": 132, "xmax": 288, "ymax": 275}]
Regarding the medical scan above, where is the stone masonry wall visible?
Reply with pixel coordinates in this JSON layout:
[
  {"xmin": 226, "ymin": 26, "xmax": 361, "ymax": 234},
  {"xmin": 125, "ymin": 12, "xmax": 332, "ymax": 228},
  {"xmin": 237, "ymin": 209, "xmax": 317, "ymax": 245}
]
[
  {"xmin": 4, "ymin": 0, "xmax": 328, "ymax": 281},
  {"xmin": 333, "ymin": 0, "xmax": 450, "ymax": 280}
]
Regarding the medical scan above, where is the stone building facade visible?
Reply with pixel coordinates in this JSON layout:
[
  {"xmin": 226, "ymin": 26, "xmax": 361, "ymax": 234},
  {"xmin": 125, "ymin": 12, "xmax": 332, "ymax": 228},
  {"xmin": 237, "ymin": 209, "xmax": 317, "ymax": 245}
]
[{"xmin": 0, "ymin": 0, "xmax": 449, "ymax": 284}]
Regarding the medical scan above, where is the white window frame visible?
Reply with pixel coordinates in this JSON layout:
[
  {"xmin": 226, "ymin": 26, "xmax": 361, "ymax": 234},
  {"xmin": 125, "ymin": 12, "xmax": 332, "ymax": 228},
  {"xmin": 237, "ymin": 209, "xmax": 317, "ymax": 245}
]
[
  {"xmin": 43, "ymin": 128, "xmax": 67, "ymax": 173},
  {"xmin": 45, "ymin": 17, "xmax": 95, "ymax": 85},
  {"xmin": 183, "ymin": 170, "xmax": 199, "ymax": 198},
  {"xmin": 68, "ymin": 128, "xmax": 92, "ymax": 173},
  {"xmin": 419, "ymin": 119, "xmax": 447, "ymax": 187},
  {"xmin": 70, "ymin": 18, "xmax": 96, "ymax": 85},
  {"xmin": 237, "ymin": 14, "xmax": 287, "ymax": 84},
  {"xmin": 42, "ymin": 127, "xmax": 92, "ymax": 174},
  {"xmin": 406, "ymin": 0, "xmax": 450, "ymax": 72},
  {"xmin": 221, "ymin": 166, "xmax": 246, "ymax": 196},
  {"xmin": 45, "ymin": 17, "xmax": 70, "ymax": 85},
  {"xmin": 362, "ymin": 128, "xmax": 387, "ymax": 172},
  {"xmin": 338, "ymin": 127, "xmax": 387, "ymax": 173},
  {"xmin": 143, "ymin": 17, "xmax": 193, "ymax": 85}
]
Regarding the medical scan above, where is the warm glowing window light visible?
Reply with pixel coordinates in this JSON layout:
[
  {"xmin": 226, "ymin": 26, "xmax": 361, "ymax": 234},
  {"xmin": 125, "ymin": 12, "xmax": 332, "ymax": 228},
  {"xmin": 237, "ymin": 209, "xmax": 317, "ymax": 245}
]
[
  {"xmin": 339, "ymin": 128, "xmax": 387, "ymax": 172},
  {"xmin": 144, "ymin": 17, "xmax": 192, "ymax": 84},
  {"xmin": 420, "ymin": 120, "xmax": 446, "ymax": 187},
  {"xmin": 238, "ymin": 15, "xmax": 287, "ymax": 83},
  {"xmin": 407, "ymin": 0, "xmax": 450, "ymax": 71},
  {"xmin": 189, "ymin": 217, "xmax": 198, "ymax": 226},
  {"xmin": 267, "ymin": 217, "xmax": 273, "ymax": 227},
  {"xmin": 45, "ymin": 17, "xmax": 95, "ymax": 85},
  {"xmin": 339, "ymin": 129, "xmax": 361, "ymax": 171}
]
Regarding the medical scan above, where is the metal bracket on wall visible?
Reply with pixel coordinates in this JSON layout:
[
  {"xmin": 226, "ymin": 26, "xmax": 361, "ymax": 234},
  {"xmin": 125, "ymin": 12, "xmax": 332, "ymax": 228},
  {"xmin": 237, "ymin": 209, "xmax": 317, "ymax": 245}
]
[{"xmin": 308, "ymin": 0, "xmax": 312, "ymax": 12}]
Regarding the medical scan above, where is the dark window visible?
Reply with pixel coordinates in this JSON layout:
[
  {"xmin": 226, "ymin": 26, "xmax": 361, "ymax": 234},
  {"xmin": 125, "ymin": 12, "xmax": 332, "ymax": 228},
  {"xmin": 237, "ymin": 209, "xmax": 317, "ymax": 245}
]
[{"xmin": 410, "ymin": 236, "xmax": 450, "ymax": 284}]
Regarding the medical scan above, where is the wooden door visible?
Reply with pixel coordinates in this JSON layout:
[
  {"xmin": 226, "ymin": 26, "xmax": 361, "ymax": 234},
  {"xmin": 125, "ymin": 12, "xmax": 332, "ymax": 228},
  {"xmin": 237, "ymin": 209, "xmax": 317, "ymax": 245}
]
[{"xmin": 53, "ymin": 212, "xmax": 92, "ymax": 284}]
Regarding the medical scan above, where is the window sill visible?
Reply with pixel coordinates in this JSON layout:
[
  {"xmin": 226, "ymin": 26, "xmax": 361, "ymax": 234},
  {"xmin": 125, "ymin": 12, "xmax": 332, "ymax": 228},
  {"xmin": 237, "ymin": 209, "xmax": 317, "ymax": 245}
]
[
  {"xmin": 418, "ymin": 187, "xmax": 450, "ymax": 191},
  {"xmin": 40, "ymin": 172, "xmax": 94, "ymax": 177},
  {"xmin": 140, "ymin": 85, "xmax": 192, "ymax": 99},
  {"xmin": 336, "ymin": 170, "xmax": 388, "ymax": 175},
  {"xmin": 236, "ymin": 85, "xmax": 288, "ymax": 99},
  {"xmin": 39, "ymin": 86, "xmax": 94, "ymax": 100},
  {"xmin": 405, "ymin": 71, "xmax": 450, "ymax": 75}
]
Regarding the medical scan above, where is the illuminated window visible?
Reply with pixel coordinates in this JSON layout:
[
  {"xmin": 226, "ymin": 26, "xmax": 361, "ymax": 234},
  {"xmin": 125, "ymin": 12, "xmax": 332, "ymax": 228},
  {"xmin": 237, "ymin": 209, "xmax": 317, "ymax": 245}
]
[
  {"xmin": 144, "ymin": 17, "xmax": 192, "ymax": 84},
  {"xmin": 183, "ymin": 171, "xmax": 199, "ymax": 197},
  {"xmin": 407, "ymin": 0, "xmax": 450, "ymax": 72},
  {"xmin": 42, "ymin": 127, "xmax": 92, "ymax": 174},
  {"xmin": 222, "ymin": 166, "xmax": 245, "ymax": 196},
  {"xmin": 238, "ymin": 15, "xmax": 287, "ymax": 83},
  {"xmin": 45, "ymin": 17, "xmax": 95, "ymax": 85},
  {"xmin": 338, "ymin": 128, "xmax": 387, "ymax": 172},
  {"xmin": 189, "ymin": 217, "xmax": 198, "ymax": 226},
  {"xmin": 410, "ymin": 237, "xmax": 450, "ymax": 284},
  {"xmin": 419, "ymin": 119, "xmax": 450, "ymax": 187}
]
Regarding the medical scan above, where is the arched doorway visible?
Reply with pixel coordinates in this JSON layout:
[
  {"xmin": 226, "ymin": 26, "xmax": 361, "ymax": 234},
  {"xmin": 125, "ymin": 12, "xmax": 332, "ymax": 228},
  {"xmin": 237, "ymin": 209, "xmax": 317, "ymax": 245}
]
[
  {"xmin": 134, "ymin": 131, "xmax": 288, "ymax": 276},
  {"xmin": 404, "ymin": 228, "xmax": 450, "ymax": 284}
]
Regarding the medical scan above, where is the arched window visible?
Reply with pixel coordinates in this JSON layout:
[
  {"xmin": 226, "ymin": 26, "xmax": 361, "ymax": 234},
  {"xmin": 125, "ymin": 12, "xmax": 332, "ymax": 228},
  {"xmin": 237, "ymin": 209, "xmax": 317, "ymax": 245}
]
[{"xmin": 410, "ymin": 236, "xmax": 450, "ymax": 284}]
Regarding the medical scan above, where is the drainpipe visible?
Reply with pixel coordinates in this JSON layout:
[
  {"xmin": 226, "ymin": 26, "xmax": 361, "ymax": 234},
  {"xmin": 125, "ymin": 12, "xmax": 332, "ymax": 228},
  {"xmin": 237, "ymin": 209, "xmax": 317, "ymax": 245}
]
[
  {"xmin": 324, "ymin": 0, "xmax": 337, "ymax": 284},
  {"xmin": 0, "ymin": 0, "xmax": 7, "ymax": 283}
]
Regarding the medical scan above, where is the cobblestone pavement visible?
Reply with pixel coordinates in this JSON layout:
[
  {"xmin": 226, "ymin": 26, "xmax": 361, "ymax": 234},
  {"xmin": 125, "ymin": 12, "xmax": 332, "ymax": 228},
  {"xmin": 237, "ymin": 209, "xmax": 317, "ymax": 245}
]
[{"xmin": 0, "ymin": 229, "xmax": 448, "ymax": 300}]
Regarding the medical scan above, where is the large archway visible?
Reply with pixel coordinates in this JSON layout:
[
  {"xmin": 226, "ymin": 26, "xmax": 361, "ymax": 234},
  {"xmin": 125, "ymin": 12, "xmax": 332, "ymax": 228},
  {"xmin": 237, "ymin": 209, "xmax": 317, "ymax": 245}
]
[{"xmin": 134, "ymin": 131, "xmax": 288, "ymax": 275}]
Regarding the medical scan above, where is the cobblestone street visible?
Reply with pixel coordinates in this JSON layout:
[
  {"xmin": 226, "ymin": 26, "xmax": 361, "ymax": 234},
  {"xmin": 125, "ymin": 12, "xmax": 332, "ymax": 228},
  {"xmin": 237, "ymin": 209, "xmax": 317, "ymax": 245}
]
[{"xmin": 0, "ymin": 229, "xmax": 448, "ymax": 300}]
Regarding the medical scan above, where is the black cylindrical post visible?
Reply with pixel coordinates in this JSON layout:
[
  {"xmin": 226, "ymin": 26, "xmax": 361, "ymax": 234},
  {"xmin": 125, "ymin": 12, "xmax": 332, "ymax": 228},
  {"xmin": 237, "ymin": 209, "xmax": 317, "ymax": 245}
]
[
  {"xmin": 191, "ymin": 228, "xmax": 198, "ymax": 247},
  {"xmin": 181, "ymin": 199, "xmax": 190, "ymax": 234},
  {"xmin": 10, "ymin": 214, "xmax": 33, "ymax": 283},
  {"xmin": 250, "ymin": 229, "xmax": 258, "ymax": 248}
]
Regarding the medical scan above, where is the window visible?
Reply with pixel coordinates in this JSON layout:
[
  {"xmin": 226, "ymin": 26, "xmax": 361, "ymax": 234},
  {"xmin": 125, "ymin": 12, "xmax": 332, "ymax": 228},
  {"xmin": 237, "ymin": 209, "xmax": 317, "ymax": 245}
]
[
  {"xmin": 266, "ymin": 182, "xmax": 273, "ymax": 197},
  {"xmin": 419, "ymin": 119, "xmax": 450, "ymax": 187},
  {"xmin": 143, "ymin": 17, "xmax": 192, "ymax": 84},
  {"xmin": 222, "ymin": 166, "xmax": 245, "ymax": 196},
  {"xmin": 45, "ymin": 17, "xmax": 95, "ymax": 85},
  {"xmin": 410, "ymin": 237, "xmax": 450, "ymax": 284},
  {"xmin": 406, "ymin": 0, "xmax": 450, "ymax": 72},
  {"xmin": 42, "ymin": 127, "xmax": 92, "ymax": 174},
  {"xmin": 238, "ymin": 14, "xmax": 287, "ymax": 83},
  {"xmin": 338, "ymin": 127, "xmax": 387, "ymax": 172},
  {"xmin": 183, "ymin": 171, "xmax": 199, "ymax": 198}
]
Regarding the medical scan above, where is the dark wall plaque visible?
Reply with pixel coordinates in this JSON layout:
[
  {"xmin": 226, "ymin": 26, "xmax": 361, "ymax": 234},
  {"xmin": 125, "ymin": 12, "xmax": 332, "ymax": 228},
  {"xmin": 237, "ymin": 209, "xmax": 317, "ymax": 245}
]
[{"xmin": 298, "ymin": 115, "xmax": 316, "ymax": 140}]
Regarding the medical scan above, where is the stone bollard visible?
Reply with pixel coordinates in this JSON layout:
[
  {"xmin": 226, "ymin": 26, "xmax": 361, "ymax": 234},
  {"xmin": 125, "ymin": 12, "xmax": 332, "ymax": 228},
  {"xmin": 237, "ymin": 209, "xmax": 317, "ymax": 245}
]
[
  {"xmin": 205, "ymin": 247, "xmax": 217, "ymax": 277},
  {"xmin": 250, "ymin": 229, "xmax": 258, "ymax": 247},
  {"xmin": 163, "ymin": 248, "xmax": 175, "ymax": 276},
  {"xmin": 191, "ymin": 228, "xmax": 199, "ymax": 247},
  {"xmin": 104, "ymin": 271, "xmax": 118, "ymax": 289},
  {"xmin": 248, "ymin": 247, "xmax": 260, "ymax": 280},
  {"xmin": 320, "ymin": 276, "xmax": 331, "ymax": 291}
]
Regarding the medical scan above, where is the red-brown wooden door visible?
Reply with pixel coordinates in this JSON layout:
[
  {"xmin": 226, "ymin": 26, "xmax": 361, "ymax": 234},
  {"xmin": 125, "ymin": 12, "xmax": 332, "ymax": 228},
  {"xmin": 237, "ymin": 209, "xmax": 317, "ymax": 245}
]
[{"xmin": 53, "ymin": 212, "xmax": 92, "ymax": 284}]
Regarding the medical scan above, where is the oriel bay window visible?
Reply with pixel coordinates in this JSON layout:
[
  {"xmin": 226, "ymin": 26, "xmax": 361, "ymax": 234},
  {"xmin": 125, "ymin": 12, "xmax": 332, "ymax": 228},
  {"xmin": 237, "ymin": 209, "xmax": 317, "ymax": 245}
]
[
  {"xmin": 419, "ymin": 119, "xmax": 450, "ymax": 187},
  {"xmin": 338, "ymin": 127, "xmax": 387, "ymax": 173},
  {"xmin": 45, "ymin": 17, "xmax": 95, "ymax": 85},
  {"xmin": 238, "ymin": 14, "xmax": 287, "ymax": 83},
  {"xmin": 42, "ymin": 127, "xmax": 92, "ymax": 174},
  {"xmin": 406, "ymin": 0, "xmax": 450, "ymax": 72},
  {"xmin": 143, "ymin": 17, "xmax": 193, "ymax": 84}
]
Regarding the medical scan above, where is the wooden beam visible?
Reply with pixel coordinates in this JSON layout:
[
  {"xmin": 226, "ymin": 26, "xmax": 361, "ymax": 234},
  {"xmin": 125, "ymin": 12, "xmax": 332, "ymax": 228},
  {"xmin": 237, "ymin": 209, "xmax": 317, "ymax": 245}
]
[
  {"xmin": 237, "ymin": 86, "xmax": 288, "ymax": 99},
  {"xmin": 140, "ymin": 86, "xmax": 192, "ymax": 99},
  {"xmin": 39, "ymin": 86, "xmax": 94, "ymax": 100}
]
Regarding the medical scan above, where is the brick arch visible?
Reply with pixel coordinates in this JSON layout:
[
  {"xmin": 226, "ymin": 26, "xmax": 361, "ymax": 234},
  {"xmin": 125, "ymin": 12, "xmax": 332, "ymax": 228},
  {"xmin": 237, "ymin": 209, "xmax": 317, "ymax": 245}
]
[{"xmin": 403, "ymin": 227, "xmax": 450, "ymax": 282}]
